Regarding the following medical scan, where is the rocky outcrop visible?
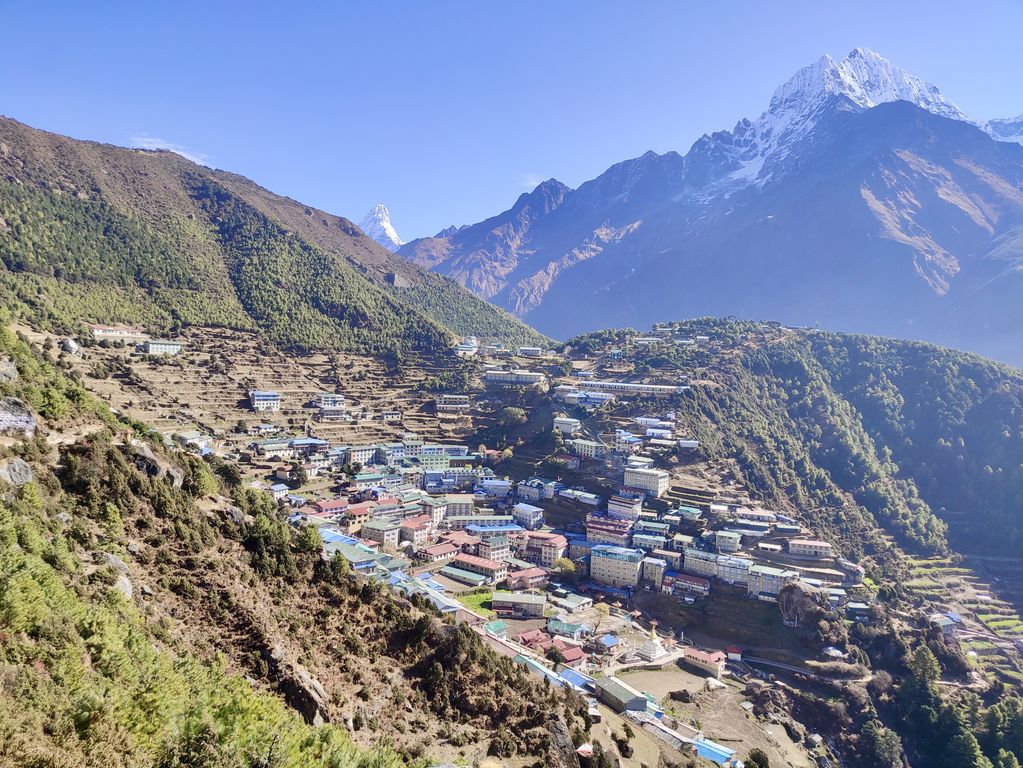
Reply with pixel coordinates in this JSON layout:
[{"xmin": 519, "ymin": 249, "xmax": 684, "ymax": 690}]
[
  {"xmin": 266, "ymin": 645, "xmax": 331, "ymax": 726},
  {"xmin": 112, "ymin": 574, "xmax": 134, "ymax": 600},
  {"xmin": 100, "ymin": 551, "xmax": 130, "ymax": 573},
  {"xmin": 129, "ymin": 438, "xmax": 184, "ymax": 488},
  {"xmin": 778, "ymin": 581, "xmax": 830, "ymax": 627},
  {"xmin": 0, "ymin": 397, "xmax": 36, "ymax": 437},
  {"xmin": 0, "ymin": 356, "xmax": 18, "ymax": 383},
  {"xmin": 0, "ymin": 457, "xmax": 33, "ymax": 486},
  {"xmin": 546, "ymin": 715, "xmax": 582, "ymax": 768}
]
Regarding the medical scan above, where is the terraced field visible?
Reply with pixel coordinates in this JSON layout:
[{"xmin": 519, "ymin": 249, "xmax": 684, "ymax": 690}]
[
  {"xmin": 21, "ymin": 325, "xmax": 480, "ymax": 454},
  {"xmin": 905, "ymin": 556, "xmax": 1023, "ymax": 686}
]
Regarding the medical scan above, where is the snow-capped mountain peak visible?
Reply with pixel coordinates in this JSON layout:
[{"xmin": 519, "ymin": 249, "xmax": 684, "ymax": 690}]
[
  {"xmin": 768, "ymin": 48, "xmax": 968, "ymax": 121},
  {"xmin": 359, "ymin": 204, "xmax": 405, "ymax": 251},
  {"xmin": 694, "ymin": 48, "xmax": 971, "ymax": 190},
  {"xmin": 983, "ymin": 113, "xmax": 1023, "ymax": 145}
]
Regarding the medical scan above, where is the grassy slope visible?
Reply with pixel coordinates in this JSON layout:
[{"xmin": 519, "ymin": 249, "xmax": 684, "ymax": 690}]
[
  {"xmin": 0, "ymin": 319, "xmax": 582, "ymax": 767},
  {"xmin": 0, "ymin": 116, "xmax": 548, "ymax": 352}
]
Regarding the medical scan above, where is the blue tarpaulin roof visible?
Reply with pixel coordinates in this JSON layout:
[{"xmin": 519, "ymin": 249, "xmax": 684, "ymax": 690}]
[
  {"xmin": 557, "ymin": 667, "xmax": 593, "ymax": 690},
  {"xmin": 320, "ymin": 529, "xmax": 358, "ymax": 545},
  {"xmin": 599, "ymin": 633, "xmax": 620, "ymax": 647}
]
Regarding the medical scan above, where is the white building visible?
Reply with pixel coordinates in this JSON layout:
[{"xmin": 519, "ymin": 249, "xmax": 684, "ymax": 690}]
[
  {"xmin": 568, "ymin": 438, "xmax": 605, "ymax": 460},
  {"xmin": 578, "ymin": 380, "xmax": 684, "ymax": 396},
  {"xmin": 315, "ymin": 392, "xmax": 347, "ymax": 409},
  {"xmin": 607, "ymin": 493, "xmax": 644, "ymax": 520},
  {"xmin": 362, "ymin": 518, "xmax": 401, "ymax": 549},
  {"xmin": 90, "ymin": 324, "xmax": 146, "ymax": 342},
  {"xmin": 480, "ymin": 478, "xmax": 512, "ymax": 497},
  {"xmin": 553, "ymin": 416, "xmax": 582, "ymax": 435},
  {"xmin": 511, "ymin": 502, "xmax": 544, "ymax": 530},
  {"xmin": 517, "ymin": 477, "xmax": 560, "ymax": 501},
  {"xmin": 748, "ymin": 565, "xmax": 800, "ymax": 600},
  {"xmin": 717, "ymin": 555, "xmax": 753, "ymax": 586},
  {"xmin": 483, "ymin": 369, "xmax": 545, "ymax": 387},
  {"xmin": 249, "ymin": 390, "xmax": 281, "ymax": 412},
  {"xmin": 715, "ymin": 530, "xmax": 742, "ymax": 553},
  {"xmin": 623, "ymin": 467, "xmax": 669, "ymax": 498},
  {"xmin": 789, "ymin": 539, "xmax": 834, "ymax": 559},
  {"xmin": 142, "ymin": 339, "xmax": 182, "ymax": 355},
  {"xmin": 436, "ymin": 394, "xmax": 471, "ymax": 412},
  {"xmin": 444, "ymin": 493, "xmax": 475, "ymax": 517},
  {"xmin": 590, "ymin": 545, "xmax": 644, "ymax": 588},
  {"xmin": 174, "ymin": 429, "xmax": 213, "ymax": 452},
  {"xmin": 348, "ymin": 445, "xmax": 378, "ymax": 465}
]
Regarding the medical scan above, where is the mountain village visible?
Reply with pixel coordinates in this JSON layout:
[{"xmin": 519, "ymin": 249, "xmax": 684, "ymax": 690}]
[
  {"xmin": 23, "ymin": 319, "xmax": 918, "ymax": 768},
  {"xmin": 5, "ymin": 16, "xmax": 1023, "ymax": 768}
]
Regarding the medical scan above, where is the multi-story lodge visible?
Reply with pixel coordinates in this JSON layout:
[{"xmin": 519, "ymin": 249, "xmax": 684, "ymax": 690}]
[
  {"xmin": 451, "ymin": 553, "xmax": 508, "ymax": 583},
  {"xmin": 511, "ymin": 502, "xmax": 544, "ymax": 530},
  {"xmin": 483, "ymin": 369, "xmax": 545, "ymax": 387},
  {"xmin": 553, "ymin": 416, "xmax": 582, "ymax": 435},
  {"xmin": 623, "ymin": 466, "xmax": 670, "ymax": 498},
  {"xmin": 577, "ymin": 380, "xmax": 685, "ymax": 396},
  {"xmin": 517, "ymin": 477, "xmax": 562, "ymax": 502},
  {"xmin": 436, "ymin": 394, "xmax": 471, "ymax": 412},
  {"xmin": 568, "ymin": 438, "xmax": 605, "ymax": 460},
  {"xmin": 362, "ymin": 518, "xmax": 401, "ymax": 549},
  {"xmin": 142, "ymin": 339, "xmax": 182, "ymax": 355},
  {"xmin": 249, "ymin": 390, "xmax": 282, "ymax": 412},
  {"xmin": 590, "ymin": 545, "xmax": 644, "ymax": 588},
  {"xmin": 748, "ymin": 564, "xmax": 800, "ymax": 601},
  {"xmin": 509, "ymin": 530, "xmax": 568, "ymax": 567},
  {"xmin": 586, "ymin": 513, "xmax": 634, "ymax": 547},
  {"xmin": 788, "ymin": 539, "xmax": 834, "ymax": 559},
  {"xmin": 314, "ymin": 392, "xmax": 348, "ymax": 421},
  {"xmin": 607, "ymin": 492, "xmax": 644, "ymax": 520},
  {"xmin": 90, "ymin": 324, "xmax": 147, "ymax": 342}
]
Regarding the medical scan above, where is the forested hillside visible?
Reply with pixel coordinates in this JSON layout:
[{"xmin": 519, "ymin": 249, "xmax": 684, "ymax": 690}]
[
  {"xmin": 581, "ymin": 320, "xmax": 1022, "ymax": 581},
  {"xmin": 808, "ymin": 334, "xmax": 1023, "ymax": 555},
  {"xmin": 0, "ymin": 117, "xmax": 546, "ymax": 353},
  {"xmin": 0, "ymin": 317, "xmax": 582, "ymax": 767}
]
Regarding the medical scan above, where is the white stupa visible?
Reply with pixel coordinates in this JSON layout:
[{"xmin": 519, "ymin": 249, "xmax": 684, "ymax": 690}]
[{"xmin": 636, "ymin": 621, "xmax": 669, "ymax": 662}]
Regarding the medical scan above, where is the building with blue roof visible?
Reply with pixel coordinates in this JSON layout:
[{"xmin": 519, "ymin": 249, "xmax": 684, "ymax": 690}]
[
  {"xmin": 249, "ymin": 390, "xmax": 281, "ymax": 412},
  {"xmin": 465, "ymin": 523, "xmax": 524, "ymax": 537},
  {"xmin": 556, "ymin": 666, "xmax": 594, "ymax": 691},
  {"xmin": 318, "ymin": 528, "xmax": 359, "ymax": 545}
]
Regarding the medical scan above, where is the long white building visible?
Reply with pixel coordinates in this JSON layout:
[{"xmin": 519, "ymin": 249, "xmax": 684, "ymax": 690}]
[{"xmin": 578, "ymin": 380, "xmax": 685, "ymax": 396}]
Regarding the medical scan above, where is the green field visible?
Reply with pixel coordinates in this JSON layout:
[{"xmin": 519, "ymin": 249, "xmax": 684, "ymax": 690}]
[{"xmin": 456, "ymin": 590, "xmax": 496, "ymax": 618}]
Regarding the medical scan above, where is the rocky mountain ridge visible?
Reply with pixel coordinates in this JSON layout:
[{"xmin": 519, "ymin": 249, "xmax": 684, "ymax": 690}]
[{"xmin": 400, "ymin": 49, "xmax": 1023, "ymax": 366}]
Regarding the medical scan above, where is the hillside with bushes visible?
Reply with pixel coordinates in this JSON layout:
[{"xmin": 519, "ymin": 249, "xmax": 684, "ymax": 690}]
[
  {"xmin": 0, "ymin": 318, "xmax": 583, "ymax": 767},
  {"xmin": 0, "ymin": 116, "xmax": 547, "ymax": 353}
]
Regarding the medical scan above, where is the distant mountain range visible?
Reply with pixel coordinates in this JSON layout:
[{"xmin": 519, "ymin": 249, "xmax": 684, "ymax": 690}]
[{"xmin": 399, "ymin": 49, "xmax": 1023, "ymax": 365}]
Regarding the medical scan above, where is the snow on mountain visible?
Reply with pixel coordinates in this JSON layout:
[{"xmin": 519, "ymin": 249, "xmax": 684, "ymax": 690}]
[
  {"xmin": 692, "ymin": 48, "xmax": 970, "ymax": 191},
  {"xmin": 359, "ymin": 204, "xmax": 405, "ymax": 251},
  {"xmin": 984, "ymin": 113, "xmax": 1023, "ymax": 145}
]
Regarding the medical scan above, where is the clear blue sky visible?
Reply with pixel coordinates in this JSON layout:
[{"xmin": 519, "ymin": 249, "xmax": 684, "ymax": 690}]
[{"xmin": 3, "ymin": 1, "xmax": 1022, "ymax": 239}]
